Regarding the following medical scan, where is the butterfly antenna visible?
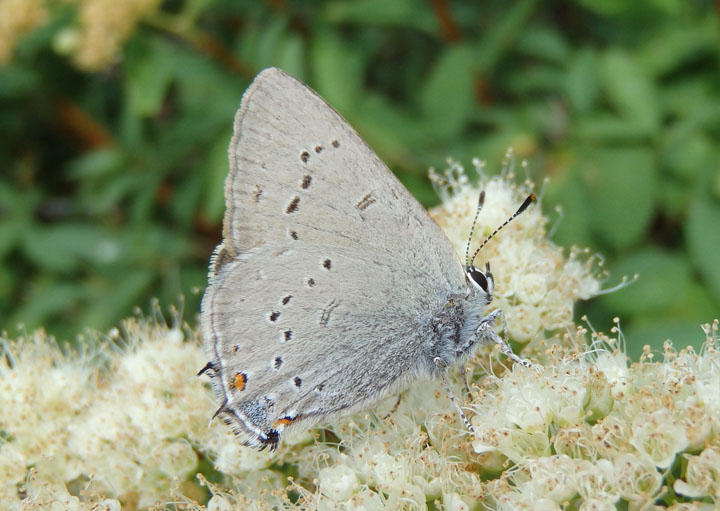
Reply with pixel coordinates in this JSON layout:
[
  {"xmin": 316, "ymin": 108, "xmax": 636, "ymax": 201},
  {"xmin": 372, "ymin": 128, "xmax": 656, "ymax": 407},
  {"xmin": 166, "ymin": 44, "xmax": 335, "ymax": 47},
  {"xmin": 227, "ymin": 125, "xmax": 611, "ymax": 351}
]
[
  {"xmin": 469, "ymin": 193, "xmax": 536, "ymax": 267},
  {"xmin": 464, "ymin": 190, "xmax": 486, "ymax": 266}
]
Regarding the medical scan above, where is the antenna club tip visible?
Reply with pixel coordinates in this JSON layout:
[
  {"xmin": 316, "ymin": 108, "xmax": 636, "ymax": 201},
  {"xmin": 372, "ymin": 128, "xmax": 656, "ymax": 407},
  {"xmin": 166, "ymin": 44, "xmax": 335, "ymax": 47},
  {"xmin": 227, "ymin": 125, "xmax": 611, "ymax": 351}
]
[{"xmin": 517, "ymin": 193, "xmax": 536, "ymax": 214}]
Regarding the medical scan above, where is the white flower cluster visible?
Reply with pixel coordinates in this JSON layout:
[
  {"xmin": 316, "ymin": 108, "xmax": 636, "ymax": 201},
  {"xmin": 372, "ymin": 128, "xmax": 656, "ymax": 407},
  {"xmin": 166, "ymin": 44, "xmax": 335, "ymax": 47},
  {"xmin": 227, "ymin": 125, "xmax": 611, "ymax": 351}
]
[
  {"xmin": 473, "ymin": 321, "xmax": 720, "ymax": 510},
  {"xmin": 0, "ymin": 314, "xmax": 235, "ymax": 509},
  {"xmin": 2, "ymin": 168, "xmax": 718, "ymax": 510}
]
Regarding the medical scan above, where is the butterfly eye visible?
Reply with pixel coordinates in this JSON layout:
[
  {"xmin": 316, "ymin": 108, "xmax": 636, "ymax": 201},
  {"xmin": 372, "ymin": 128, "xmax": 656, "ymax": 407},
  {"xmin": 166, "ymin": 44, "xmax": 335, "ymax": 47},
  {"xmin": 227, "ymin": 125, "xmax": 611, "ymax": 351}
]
[{"xmin": 466, "ymin": 267, "xmax": 489, "ymax": 293}]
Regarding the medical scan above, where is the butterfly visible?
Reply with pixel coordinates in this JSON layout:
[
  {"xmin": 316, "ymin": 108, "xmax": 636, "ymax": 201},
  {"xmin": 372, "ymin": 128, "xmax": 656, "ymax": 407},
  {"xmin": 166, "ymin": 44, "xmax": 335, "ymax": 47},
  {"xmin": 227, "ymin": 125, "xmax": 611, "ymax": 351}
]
[{"xmin": 199, "ymin": 68, "xmax": 533, "ymax": 450}]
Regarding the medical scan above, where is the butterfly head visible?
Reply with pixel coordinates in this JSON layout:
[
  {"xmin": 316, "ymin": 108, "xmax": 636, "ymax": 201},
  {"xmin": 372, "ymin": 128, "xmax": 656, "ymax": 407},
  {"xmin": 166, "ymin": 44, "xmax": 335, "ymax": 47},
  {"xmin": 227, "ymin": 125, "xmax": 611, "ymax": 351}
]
[
  {"xmin": 462, "ymin": 192, "xmax": 535, "ymax": 301},
  {"xmin": 465, "ymin": 262, "xmax": 494, "ymax": 301}
]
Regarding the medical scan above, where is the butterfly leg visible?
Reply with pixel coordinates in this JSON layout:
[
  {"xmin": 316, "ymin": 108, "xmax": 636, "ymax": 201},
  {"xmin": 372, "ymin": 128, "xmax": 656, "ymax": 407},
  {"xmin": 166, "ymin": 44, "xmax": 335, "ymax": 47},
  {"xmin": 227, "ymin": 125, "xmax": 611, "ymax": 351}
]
[
  {"xmin": 460, "ymin": 365, "xmax": 472, "ymax": 400},
  {"xmin": 477, "ymin": 309, "xmax": 532, "ymax": 368},
  {"xmin": 196, "ymin": 361, "xmax": 216, "ymax": 376},
  {"xmin": 435, "ymin": 357, "xmax": 475, "ymax": 436},
  {"xmin": 381, "ymin": 391, "xmax": 405, "ymax": 420}
]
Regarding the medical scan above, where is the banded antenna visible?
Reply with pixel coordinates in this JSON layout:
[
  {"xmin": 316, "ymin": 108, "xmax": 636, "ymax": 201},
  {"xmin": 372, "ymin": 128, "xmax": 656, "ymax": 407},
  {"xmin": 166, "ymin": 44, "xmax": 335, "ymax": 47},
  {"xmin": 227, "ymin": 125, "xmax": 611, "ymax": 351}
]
[
  {"xmin": 464, "ymin": 190, "xmax": 486, "ymax": 266},
  {"xmin": 467, "ymin": 193, "xmax": 536, "ymax": 268}
]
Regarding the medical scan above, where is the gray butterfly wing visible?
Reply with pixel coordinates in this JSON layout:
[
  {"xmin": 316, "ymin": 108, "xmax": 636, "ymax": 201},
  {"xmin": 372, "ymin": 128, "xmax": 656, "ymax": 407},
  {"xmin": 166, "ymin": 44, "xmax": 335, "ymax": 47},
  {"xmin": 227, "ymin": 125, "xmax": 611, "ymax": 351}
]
[{"xmin": 201, "ymin": 68, "xmax": 466, "ymax": 448}]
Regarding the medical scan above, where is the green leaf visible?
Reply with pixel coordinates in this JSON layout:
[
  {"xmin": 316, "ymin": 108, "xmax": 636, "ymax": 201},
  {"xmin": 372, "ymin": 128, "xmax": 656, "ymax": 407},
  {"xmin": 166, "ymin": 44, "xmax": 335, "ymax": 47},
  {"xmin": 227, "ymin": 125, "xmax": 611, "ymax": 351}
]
[
  {"xmin": 475, "ymin": 0, "xmax": 539, "ymax": 72},
  {"xmin": 0, "ymin": 181, "xmax": 39, "ymax": 221},
  {"xmin": 173, "ymin": 48, "xmax": 244, "ymax": 121},
  {"xmin": 353, "ymin": 94, "xmax": 423, "ymax": 172},
  {"xmin": 507, "ymin": 66, "xmax": 564, "ymax": 95},
  {"xmin": 625, "ymin": 319, "xmax": 707, "ymax": 361},
  {"xmin": 573, "ymin": 0, "xmax": 629, "ymax": 15},
  {"xmin": 66, "ymin": 148, "xmax": 125, "ymax": 179},
  {"xmin": 565, "ymin": 48, "xmax": 599, "ymax": 114},
  {"xmin": 0, "ymin": 220, "xmax": 22, "ymax": 259},
  {"xmin": 237, "ymin": 17, "xmax": 305, "ymax": 77},
  {"xmin": 325, "ymin": 0, "xmax": 436, "ymax": 33},
  {"xmin": 80, "ymin": 269, "xmax": 155, "ymax": 332},
  {"xmin": 542, "ymin": 163, "xmax": 593, "ymax": 248},
  {"xmin": 686, "ymin": 199, "xmax": 720, "ymax": 303},
  {"xmin": 0, "ymin": 63, "xmax": 41, "ymax": 98},
  {"xmin": 575, "ymin": 114, "xmax": 655, "ymax": 143},
  {"xmin": 637, "ymin": 20, "xmax": 718, "ymax": 77},
  {"xmin": 78, "ymin": 172, "xmax": 139, "ymax": 216},
  {"xmin": 310, "ymin": 28, "xmax": 364, "ymax": 117},
  {"xmin": 516, "ymin": 26, "xmax": 570, "ymax": 64},
  {"xmin": 656, "ymin": 175, "xmax": 691, "ymax": 218},
  {"xmin": 120, "ymin": 224, "xmax": 192, "ymax": 266},
  {"xmin": 275, "ymin": 33, "xmax": 305, "ymax": 79},
  {"xmin": 600, "ymin": 50, "xmax": 660, "ymax": 135},
  {"xmin": 201, "ymin": 128, "xmax": 233, "ymax": 223},
  {"xmin": 0, "ymin": 262, "xmax": 13, "ymax": 303},
  {"xmin": 171, "ymin": 167, "xmax": 204, "ymax": 228},
  {"xmin": 661, "ymin": 129, "xmax": 714, "ymax": 182},
  {"xmin": 396, "ymin": 172, "xmax": 436, "ymax": 207},
  {"xmin": 575, "ymin": 0, "xmax": 682, "ymax": 16},
  {"xmin": 419, "ymin": 45, "xmax": 476, "ymax": 141},
  {"xmin": 21, "ymin": 224, "xmax": 124, "ymax": 272},
  {"xmin": 125, "ymin": 37, "xmax": 176, "ymax": 118},
  {"xmin": 676, "ymin": 282, "xmax": 720, "ymax": 324},
  {"xmin": 12, "ymin": 280, "xmax": 85, "ymax": 332},
  {"xmin": 661, "ymin": 80, "xmax": 720, "ymax": 128},
  {"xmin": 597, "ymin": 249, "xmax": 692, "ymax": 315},
  {"xmin": 253, "ymin": 17, "xmax": 293, "ymax": 70},
  {"xmin": 582, "ymin": 147, "xmax": 656, "ymax": 249}
]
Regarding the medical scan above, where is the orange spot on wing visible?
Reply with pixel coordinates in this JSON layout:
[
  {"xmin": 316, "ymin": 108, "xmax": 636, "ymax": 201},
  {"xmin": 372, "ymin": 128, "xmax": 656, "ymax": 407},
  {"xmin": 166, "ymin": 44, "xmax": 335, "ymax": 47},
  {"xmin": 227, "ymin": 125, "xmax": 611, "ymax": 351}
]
[
  {"xmin": 233, "ymin": 372, "xmax": 247, "ymax": 391},
  {"xmin": 274, "ymin": 416, "xmax": 295, "ymax": 427}
]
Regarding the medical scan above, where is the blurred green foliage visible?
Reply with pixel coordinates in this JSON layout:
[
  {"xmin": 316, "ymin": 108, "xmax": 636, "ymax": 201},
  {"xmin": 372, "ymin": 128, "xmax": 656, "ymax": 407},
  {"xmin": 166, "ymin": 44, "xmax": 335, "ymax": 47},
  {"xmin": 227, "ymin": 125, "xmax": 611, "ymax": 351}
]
[{"xmin": 0, "ymin": 0, "xmax": 718, "ymax": 358}]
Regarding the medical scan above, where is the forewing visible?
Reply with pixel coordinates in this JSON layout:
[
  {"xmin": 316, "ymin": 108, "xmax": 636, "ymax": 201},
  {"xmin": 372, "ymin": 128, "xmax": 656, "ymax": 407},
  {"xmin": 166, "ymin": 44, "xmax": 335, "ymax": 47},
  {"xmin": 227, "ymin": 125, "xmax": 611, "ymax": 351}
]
[{"xmin": 201, "ymin": 68, "xmax": 465, "ymax": 444}]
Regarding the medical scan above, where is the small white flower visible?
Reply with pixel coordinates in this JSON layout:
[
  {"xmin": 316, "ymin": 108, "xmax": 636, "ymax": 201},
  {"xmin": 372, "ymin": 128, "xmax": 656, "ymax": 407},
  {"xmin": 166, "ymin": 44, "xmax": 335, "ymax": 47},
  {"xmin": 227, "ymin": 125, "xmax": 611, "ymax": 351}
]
[
  {"xmin": 614, "ymin": 453, "xmax": 663, "ymax": 503},
  {"xmin": 630, "ymin": 410, "xmax": 688, "ymax": 469},
  {"xmin": 514, "ymin": 272, "xmax": 547, "ymax": 305},
  {"xmin": 442, "ymin": 492, "xmax": 470, "ymax": 511},
  {"xmin": 206, "ymin": 494, "xmax": 234, "ymax": 511},
  {"xmin": 94, "ymin": 499, "xmax": 122, "ymax": 511},
  {"xmin": 574, "ymin": 459, "xmax": 619, "ymax": 505},
  {"xmin": 213, "ymin": 438, "xmax": 275, "ymax": 474},
  {"xmin": 319, "ymin": 464, "xmax": 360, "ymax": 501},
  {"xmin": 673, "ymin": 448, "xmax": 720, "ymax": 498},
  {"xmin": 525, "ymin": 455, "xmax": 579, "ymax": 503},
  {"xmin": 593, "ymin": 351, "xmax": 629, "ymax": 398}
]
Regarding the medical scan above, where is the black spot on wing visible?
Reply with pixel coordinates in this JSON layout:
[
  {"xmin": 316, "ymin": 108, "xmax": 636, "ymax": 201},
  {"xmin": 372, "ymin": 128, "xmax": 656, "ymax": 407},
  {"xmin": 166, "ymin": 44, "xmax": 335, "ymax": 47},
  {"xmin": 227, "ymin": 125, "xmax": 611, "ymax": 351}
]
[
  {"xmin": 356, "ymin": 192, "xmax": 376, "ymax": 211},
  {"xmin": 285, "ymin": 196, "xmax": 300, "ymax": 214}
]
